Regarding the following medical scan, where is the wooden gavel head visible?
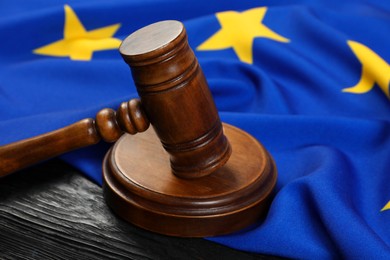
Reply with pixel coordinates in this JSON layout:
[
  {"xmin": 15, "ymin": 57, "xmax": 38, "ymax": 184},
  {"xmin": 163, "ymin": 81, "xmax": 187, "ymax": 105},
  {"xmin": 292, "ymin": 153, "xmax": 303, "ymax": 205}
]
[
  {"xmin": 119, "ymin": 20, "xmax": 231, "ymax": 179},
  {"xmin": 0, "ymin": 20, "xmax": 277, "ymax": 237}
]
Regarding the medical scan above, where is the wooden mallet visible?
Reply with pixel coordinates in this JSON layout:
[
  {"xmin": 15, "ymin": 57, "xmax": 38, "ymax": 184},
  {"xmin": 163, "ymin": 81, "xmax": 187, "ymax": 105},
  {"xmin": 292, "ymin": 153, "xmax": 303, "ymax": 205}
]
[{"xmin": 0, "ymin": 20, "xmax": 277, "ymax": 237}]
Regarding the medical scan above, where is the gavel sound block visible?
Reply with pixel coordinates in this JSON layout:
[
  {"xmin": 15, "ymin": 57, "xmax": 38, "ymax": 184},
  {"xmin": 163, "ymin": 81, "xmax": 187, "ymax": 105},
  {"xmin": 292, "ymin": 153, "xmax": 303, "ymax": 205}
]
[{"xmin": 0, "ymin": 21, "xmax": 277, "ymax": 237}]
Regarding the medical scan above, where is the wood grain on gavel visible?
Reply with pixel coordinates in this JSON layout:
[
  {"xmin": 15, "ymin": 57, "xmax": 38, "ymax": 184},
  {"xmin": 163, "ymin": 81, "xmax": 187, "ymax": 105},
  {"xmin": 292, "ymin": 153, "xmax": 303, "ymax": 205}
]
[
  {"xmin": 120, "ymin": 20, "xmax": 231, "ymax": 178},
  {"xmin": 0, "ymin": 99, "xmax": 149, "ymax": 177}
]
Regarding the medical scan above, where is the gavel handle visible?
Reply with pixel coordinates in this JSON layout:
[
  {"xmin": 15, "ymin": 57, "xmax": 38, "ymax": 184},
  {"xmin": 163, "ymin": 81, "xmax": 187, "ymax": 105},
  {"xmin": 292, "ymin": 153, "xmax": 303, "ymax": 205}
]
[{"xmin": 0, "ymin": 99, "xmax": 149, "ymax": 177}]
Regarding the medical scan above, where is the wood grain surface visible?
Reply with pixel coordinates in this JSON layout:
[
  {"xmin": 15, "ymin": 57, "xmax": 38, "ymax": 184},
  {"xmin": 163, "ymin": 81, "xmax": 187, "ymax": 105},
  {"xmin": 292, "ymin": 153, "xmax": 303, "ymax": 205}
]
[{"xmin": 0, "ymin": 159, "xmax": 280, "ymax": 259}]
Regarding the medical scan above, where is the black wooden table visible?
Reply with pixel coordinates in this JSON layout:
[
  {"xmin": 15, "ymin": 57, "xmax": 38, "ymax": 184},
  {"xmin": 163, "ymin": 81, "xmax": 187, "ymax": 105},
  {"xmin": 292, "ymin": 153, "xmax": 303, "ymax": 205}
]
[{"xmin": 0, "ymin": 159, "xmax": 280, "ymax": 259}]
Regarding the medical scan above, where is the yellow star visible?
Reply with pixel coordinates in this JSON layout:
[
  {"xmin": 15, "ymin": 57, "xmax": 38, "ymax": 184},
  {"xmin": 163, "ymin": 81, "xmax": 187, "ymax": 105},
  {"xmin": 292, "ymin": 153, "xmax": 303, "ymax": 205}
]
[
  {"xmin": 343, "ymin": 41, "xmax": 390, "ymax": 98},
  {"xmin": 381, "ymin": 201, "xmax": 390, "ymax": 212},
  {"xmin": 33, "ymin": 5, "xmax": 121, "ymax": 61},
  {"xmin": 197, "ymin": 7, "xmax": 290, "ymax": 64}
]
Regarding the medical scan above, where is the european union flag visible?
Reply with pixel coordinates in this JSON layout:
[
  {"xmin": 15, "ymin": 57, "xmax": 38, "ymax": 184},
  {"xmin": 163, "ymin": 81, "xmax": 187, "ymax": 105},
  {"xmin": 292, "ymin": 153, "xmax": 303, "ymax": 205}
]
[{"xmin": 1, "ymin": 0, "xmax": 390, "ymax": 258}]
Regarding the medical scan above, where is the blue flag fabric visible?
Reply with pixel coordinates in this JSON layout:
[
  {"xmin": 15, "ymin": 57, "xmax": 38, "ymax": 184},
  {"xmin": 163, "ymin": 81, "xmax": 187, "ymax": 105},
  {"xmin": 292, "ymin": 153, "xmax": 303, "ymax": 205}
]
[{"xmin": 1, "ymin": 0, "xmax": 390, "ymax": 258}]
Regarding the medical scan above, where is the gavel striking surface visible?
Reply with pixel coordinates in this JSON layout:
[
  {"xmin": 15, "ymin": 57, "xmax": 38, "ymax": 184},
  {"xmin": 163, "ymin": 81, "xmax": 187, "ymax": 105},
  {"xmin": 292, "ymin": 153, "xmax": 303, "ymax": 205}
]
[{"xmin": 103, "ymin": 124, "xmax": 276, "ymax": 237}]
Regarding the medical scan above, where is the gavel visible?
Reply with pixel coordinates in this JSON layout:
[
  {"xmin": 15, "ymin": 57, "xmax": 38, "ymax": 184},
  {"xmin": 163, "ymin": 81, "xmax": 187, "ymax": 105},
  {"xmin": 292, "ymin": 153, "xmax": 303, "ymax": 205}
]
[{"xmin": 0, "ymin": 21, "xmax": 277, "ymax": 237}]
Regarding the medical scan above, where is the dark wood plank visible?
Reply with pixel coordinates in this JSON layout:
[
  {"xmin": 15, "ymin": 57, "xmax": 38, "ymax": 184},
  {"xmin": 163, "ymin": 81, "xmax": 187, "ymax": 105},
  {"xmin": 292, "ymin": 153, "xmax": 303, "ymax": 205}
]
[{"xmin": 0, "ymin": 160, "xmax": 279, "ymax": 259}]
